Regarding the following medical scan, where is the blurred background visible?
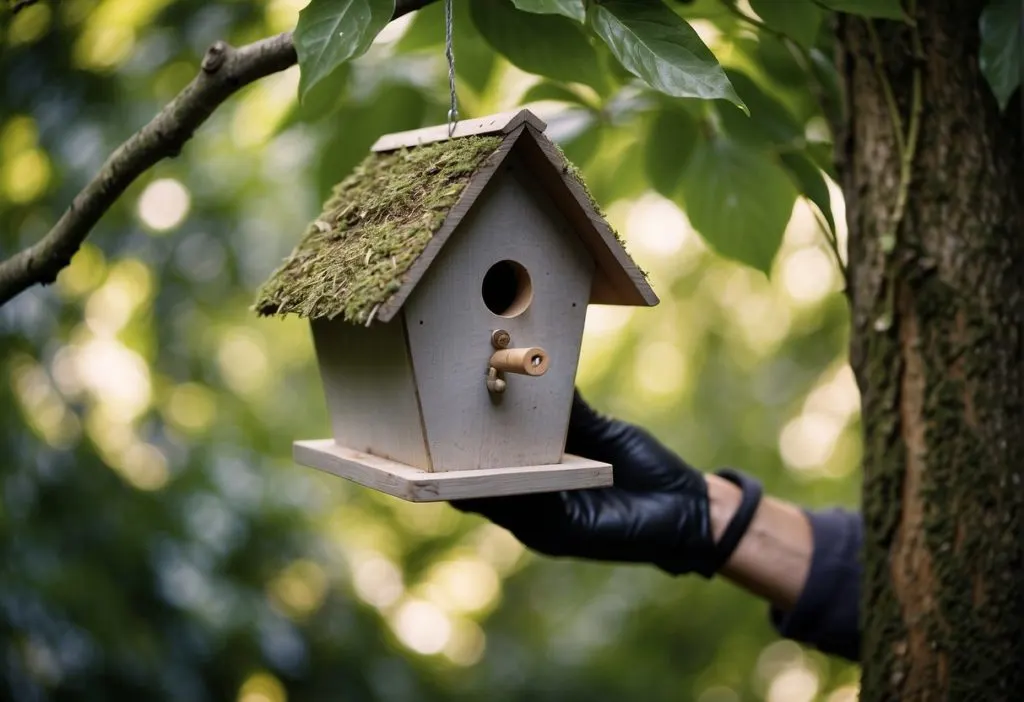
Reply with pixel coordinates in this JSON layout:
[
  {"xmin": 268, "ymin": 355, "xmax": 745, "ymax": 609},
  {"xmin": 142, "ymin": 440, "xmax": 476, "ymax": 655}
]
[{"xmin": 1, "ymin": 0, "xmax": 861, "ymax": 700}]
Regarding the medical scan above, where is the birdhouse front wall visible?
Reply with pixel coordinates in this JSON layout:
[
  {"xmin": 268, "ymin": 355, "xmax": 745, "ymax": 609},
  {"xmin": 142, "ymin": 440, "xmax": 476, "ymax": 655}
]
[{"xmin": 402, "ymin": 155, "xmax": 594, "ymax": 471}]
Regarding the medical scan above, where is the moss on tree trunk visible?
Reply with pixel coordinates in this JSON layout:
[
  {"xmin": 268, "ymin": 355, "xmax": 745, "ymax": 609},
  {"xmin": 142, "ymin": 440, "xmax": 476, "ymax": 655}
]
[{"xmin": 837, "ymin": 2, "xmax": 1024, "ymax": 699}]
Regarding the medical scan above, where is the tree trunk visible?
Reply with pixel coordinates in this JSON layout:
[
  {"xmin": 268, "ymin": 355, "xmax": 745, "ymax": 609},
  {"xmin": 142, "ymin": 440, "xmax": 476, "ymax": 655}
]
[{"xmin": 837, "ymin": 2, "xmax": 1024, "ymax": 700}]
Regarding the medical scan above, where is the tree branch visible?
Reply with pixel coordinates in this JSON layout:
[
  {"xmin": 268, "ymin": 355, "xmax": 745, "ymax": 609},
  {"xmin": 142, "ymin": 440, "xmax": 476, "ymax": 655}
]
[{"xmin": 0, "ymin": 0, "xmax": 437, "ymax": 307}]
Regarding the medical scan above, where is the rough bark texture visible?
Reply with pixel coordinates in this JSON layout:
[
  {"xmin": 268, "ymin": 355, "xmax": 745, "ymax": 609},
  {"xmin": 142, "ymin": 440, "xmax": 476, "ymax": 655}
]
[{"xmin": 838, "ymin": 3, "xmax": 1024, "ymax": 700}]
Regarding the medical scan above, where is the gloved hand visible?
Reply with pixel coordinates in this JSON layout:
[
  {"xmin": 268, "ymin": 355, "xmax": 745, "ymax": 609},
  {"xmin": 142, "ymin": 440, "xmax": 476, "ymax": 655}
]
[{"xmin": 453, "ymin": 392, "xmax": 721, "ymax": 577}]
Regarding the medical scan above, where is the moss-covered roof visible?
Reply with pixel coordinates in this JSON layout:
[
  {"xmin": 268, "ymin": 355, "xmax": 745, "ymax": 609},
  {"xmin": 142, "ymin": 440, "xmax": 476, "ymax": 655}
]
[{"xmin": 254, "ymin": 135, "xmax": 503, "ymax": 323}]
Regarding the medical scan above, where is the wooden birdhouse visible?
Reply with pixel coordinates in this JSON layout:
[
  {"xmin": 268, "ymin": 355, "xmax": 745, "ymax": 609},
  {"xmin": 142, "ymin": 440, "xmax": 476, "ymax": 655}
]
[{"xmin": 255, "ymin": 109, "xmax": 657, "ymax": 502}]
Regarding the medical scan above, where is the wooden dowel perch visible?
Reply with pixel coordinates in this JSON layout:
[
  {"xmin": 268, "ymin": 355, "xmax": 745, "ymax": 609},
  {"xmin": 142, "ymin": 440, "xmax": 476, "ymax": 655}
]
[{"xmin": 490, "ymin": 347, "xmax": 550, "ymax": 376}]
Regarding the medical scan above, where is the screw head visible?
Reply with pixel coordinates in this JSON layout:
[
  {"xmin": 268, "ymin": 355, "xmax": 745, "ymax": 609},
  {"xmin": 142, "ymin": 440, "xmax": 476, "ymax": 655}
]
[{"xmin": 491, "ymin": 329, "xmax": 511, "ymax": 349}]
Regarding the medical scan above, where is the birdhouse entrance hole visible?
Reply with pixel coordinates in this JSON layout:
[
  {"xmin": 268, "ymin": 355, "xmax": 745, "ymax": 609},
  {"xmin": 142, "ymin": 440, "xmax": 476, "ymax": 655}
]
[{"xmin": 482, "ymin": 260, "xmax": 532, "ymax": 317}]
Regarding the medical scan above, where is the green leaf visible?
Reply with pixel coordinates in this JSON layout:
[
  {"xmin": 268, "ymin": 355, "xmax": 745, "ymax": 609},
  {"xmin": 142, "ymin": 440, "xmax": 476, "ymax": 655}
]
[
  {"xmin": 281, "ymin": 63, "xmax": 351, "ymax": 128},
  {"xmin": 980, "ymin": 0, "xmax": 1022, "ymax": 111},
  {"xmin": 584, "ymin": 124, "xmax": 648, "ymax": 204},
  {"xmin": 818, "ymin": 0, "xmax": 906, "ymax": 20},
  {"xmin": 521, "ymin": 82, "xmax": 592, "ymax": 107},
  {"xmin": 587, "ymin": 0, "xmax": 745, "ymax": 109},
  {"xmin": 295, "ymin": 0, "xmax": 396, "ymax": 101},
  {"xmin": 561, "ymin": 121, "xmax": 603, "ymax": 167},
  {"xmin": 471, "ymin": 0, "xmax": 607, "ymax": 92},
  {"xmin": 716, "ymin": 69, "xmax": 804, "ymax": 148},
  {"xmin": 753, "ymin": 34, "xmax": 807, "ymax": 88},
  {"xmin": 645, "ymin": 106, "xmax": 700, "ymax": 198},
  {"xmin": 512, "ymin": 0, "xmax": 585, "ymax": 23},
  {"xmin": 682, "ymin": 140, "xmax": 797, "ymax": 273},
  {"xmin": 780, "ymin": 151, "xmax": 835, "ymax": 234},
  {"xmin": 749, "ymin": 0, "xmax": 823, "ymax": 49},
  {"xmin": 806, "ymin": 140, "xmax": 837, "ymax": 178}
]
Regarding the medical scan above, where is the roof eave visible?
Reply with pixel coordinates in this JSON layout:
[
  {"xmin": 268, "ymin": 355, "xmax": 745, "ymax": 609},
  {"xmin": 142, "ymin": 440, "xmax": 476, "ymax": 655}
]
[{"xmin": 513, "ymin": 125, "xmax": 659, "ymax": 308}]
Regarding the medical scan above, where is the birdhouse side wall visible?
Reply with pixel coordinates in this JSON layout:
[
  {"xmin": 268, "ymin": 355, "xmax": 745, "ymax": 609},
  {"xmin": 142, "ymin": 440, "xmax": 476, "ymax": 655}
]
[
  {"xmin": 403, "ymin": 156, "xmax": 594, "ymax": 471},
  {"xmin": 310, "ymin": 318, "xmax": 431, "ymax": 470}
]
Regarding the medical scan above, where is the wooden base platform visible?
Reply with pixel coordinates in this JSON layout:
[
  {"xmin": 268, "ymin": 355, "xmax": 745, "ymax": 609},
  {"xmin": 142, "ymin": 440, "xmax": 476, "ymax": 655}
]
[{"xmin": 293, "ymin": 439, "xmax": 613, "ymax": 502}]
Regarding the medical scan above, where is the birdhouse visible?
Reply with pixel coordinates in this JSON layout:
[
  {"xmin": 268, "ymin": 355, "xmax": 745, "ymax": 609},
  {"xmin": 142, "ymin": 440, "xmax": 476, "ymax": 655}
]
[{"xmin": 255, "ymin": 109, "xmax": 657, "ymax": 502}]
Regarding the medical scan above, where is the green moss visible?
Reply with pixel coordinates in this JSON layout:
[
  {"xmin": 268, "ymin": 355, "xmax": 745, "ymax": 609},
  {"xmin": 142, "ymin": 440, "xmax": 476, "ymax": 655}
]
[{"xmin": 254, "ymin": 135, "xmax": 503, "ymax": 323}]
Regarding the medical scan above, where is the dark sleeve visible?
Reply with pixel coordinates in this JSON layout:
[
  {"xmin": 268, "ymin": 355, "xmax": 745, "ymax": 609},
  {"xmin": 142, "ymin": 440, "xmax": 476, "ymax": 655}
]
[{"xmin": 769, "ymin": 508, "xmax": 862, "ymax": 661}]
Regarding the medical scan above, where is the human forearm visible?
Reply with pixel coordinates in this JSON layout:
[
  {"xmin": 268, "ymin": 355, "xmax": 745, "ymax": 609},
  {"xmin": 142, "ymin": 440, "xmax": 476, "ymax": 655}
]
[{"xmin": 705, "ymin": 474, "xmax": 813, "ymax": 611}]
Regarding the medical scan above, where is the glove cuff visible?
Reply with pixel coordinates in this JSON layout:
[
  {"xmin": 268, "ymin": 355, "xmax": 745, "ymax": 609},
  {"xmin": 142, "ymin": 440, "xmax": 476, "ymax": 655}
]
[{"xmin": 695, "ymin": 468, "xmax": 763, "ymax": 578}]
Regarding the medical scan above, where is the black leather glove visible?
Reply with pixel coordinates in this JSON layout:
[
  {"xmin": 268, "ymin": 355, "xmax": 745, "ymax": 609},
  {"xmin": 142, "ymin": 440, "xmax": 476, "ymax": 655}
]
[{"xmin": 453, "ymin": 392, "xmax": 722, "ymax": 577}]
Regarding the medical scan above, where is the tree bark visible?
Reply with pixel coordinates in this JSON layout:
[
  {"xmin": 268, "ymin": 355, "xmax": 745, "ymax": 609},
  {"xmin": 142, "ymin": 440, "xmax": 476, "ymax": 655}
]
[{"xmin": 838, "ymin": 2, "xmax": 1024, "ymax": 700}]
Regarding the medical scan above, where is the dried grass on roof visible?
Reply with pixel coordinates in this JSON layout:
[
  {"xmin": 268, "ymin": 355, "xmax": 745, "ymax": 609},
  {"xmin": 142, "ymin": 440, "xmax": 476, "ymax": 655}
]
[{"xmin": 254, "ymin": 135, "xmax": 503, "ymax": 323}]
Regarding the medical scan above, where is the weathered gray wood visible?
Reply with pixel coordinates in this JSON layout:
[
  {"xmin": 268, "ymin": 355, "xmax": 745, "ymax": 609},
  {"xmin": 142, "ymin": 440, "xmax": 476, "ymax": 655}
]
[
  {"xmin": 371, "ymin": 109, "xmax": 547, "ymax": 152},
  {"xmin": 294, "ymin": 439, "xmax": 612, "ymax": 502},
  {"xmin": 517, "ymin": 125, "xmax": 659, "ymax": 308},
  {"xmin": 403, "ymin": 154, "xmax": 593, "ymax": 471},
  {"xmin": 373, "ymin": 123, "xmax": 657, "ymax": 324},
  {"xmin": 374, "ymin": 127, "xmax": 524, "ymax": 323},
  {"xmin": 311, "ymin": 317, "xmax": 431, "ymax": 470}
]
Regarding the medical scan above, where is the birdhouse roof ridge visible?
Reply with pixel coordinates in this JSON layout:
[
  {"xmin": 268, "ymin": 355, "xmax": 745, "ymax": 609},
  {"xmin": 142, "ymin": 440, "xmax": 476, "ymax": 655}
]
[{"xmin": 253, "ymin": 110, "xmax": 657, "ymax": 324}]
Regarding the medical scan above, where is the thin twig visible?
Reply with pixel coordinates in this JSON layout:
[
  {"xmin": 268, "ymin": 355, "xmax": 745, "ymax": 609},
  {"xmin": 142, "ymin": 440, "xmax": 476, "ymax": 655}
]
[
  {"xmin": 888, "ymin": 0, "xmax": 924, "ymax": 251},
  {"xmin": 812, "ymin": 207, "xmax": 848, "ymax": 284},
  {"xmin": 9, "ymin": 0, "xmax": 40, "ymax": 14},
  {"xmin": 0, "ymin": 0, "xmax": 437, "ymax": 307},
  {"xmin": 864, "ymin": 3, "xmax": 922, "ymax": 254},
  {"xmin": 865, "ymin": 19, "xmax": 906, "ymax": 157}
]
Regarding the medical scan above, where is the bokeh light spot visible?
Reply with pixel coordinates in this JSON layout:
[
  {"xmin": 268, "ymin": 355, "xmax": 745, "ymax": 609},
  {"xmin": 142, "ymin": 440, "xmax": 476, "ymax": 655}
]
[
  {"xmin": 3, "ymin": 149, "xmax": 52, "ymax": 203},
  {"xmin": 443, "ymin": 618, "xmax": 486, "ymax": 667},
  {"xmin": 781, "ymin": 246, "xmax": 836, "ymax": 304},
  {"xmin": 57, "ymin": 244, "xmax": 107, "ymax": 299},
  {"xmin": 391, "ymin": 600, "xmax": 451, "ymax": 655},
  {"xmin": 269, "ymin": 560, "xmax": 328, "ymax": 620},
  {"xmin": 766, "ymin": 664, "xmax": 820, "ymax": 702},
  {"xmin": 352, "ymin": 554, "xmax": 404, "ymax": 609},
  {"xmin": 827, "ymin": 684, "xmax": 860, "ymax": 702},
  {"xmin": 265, "ymin": 0, "xmax": 308, "ymax": 33},
  {"xmin": 471, "ymin": 524, "xmax": 525, "ymax": 575},
  {"xmin": 7, "ymin": 2, "xmax": 52, "ymax": 46},
  {"xmin": 633, "ymin": 341, "xmax": 688, "ymax": 400},
  {"xmin": 426, "ymin": 558, "xmax": 500, "ymax": 614},
  {"xmin": 115, "ymin": 442, "xmax": 170, "ymax": 491},
  {"xmin": 779, "ymin": 411, "xmax": 844, "ymax": 471},
  {"xmin": 626, "ymin": 194, "xmax": 692, "ymax": 256},
  {"xmin": 1, "ymin": 115, "xmax": 39, "ymax": 157},
  {"xmin": 138, "ymin": 178, "xmax": 191, "ymax": 232},
  {"xmin": 231, "ymin": 71, "xmax": 299, "ymax": 148},
  {"xmin": 10, "ymin": 355, "xmax": 81, "ymax": 449},
  {"xmin": 237, "ymin": 671, "xmax": 287, "ymax": 702},
  {"xmin": 73, "ymin": 0, "xmax": 173, "ymax": 71},
  {"xmin": 217, "ymin": 330, "xmax": 269, "ymax": 396},
  {"xmin": 74, "ymin": 24, "xmax": 136, "ymax": 70},
  {"xmin": 165, "ymin": 383, "xmax": 216, "ymax": 434},
  {"xmin": 75, "ymin": 338, "xmax": 152, "ymax": 421},
  {"xmin": 84, "ymin": 259, "xmax": 153, "ymax": 336}
]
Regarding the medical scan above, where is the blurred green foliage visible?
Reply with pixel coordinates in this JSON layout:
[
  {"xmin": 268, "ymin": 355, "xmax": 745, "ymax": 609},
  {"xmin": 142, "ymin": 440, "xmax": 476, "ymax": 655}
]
[{"xmin": 1, "ymin": 0, "xmax": 861, "ymax": 700}]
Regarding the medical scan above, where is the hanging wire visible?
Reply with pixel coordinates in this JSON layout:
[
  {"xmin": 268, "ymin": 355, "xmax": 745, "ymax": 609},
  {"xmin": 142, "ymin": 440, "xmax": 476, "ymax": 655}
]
[{"xmin": 444, "ymin": 0, "xmax": 459, "ymax": 136}]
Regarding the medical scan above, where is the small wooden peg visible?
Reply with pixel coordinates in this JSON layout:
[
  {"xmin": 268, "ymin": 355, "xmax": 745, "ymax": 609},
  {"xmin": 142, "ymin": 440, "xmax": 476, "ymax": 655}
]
[
  {"xmin": 489, "ymin": 347, "xmax": 550, "ymax": 376},
  {"xmin": 486, "ymin": 366, "xmax": 507, "ymax": 394}
]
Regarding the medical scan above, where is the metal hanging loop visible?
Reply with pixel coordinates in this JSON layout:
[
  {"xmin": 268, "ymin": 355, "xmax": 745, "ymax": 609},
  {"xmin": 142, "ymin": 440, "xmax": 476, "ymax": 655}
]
[{"xmin": 444, "ymin": 0, "xmax": 459, "ymax": 136}]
